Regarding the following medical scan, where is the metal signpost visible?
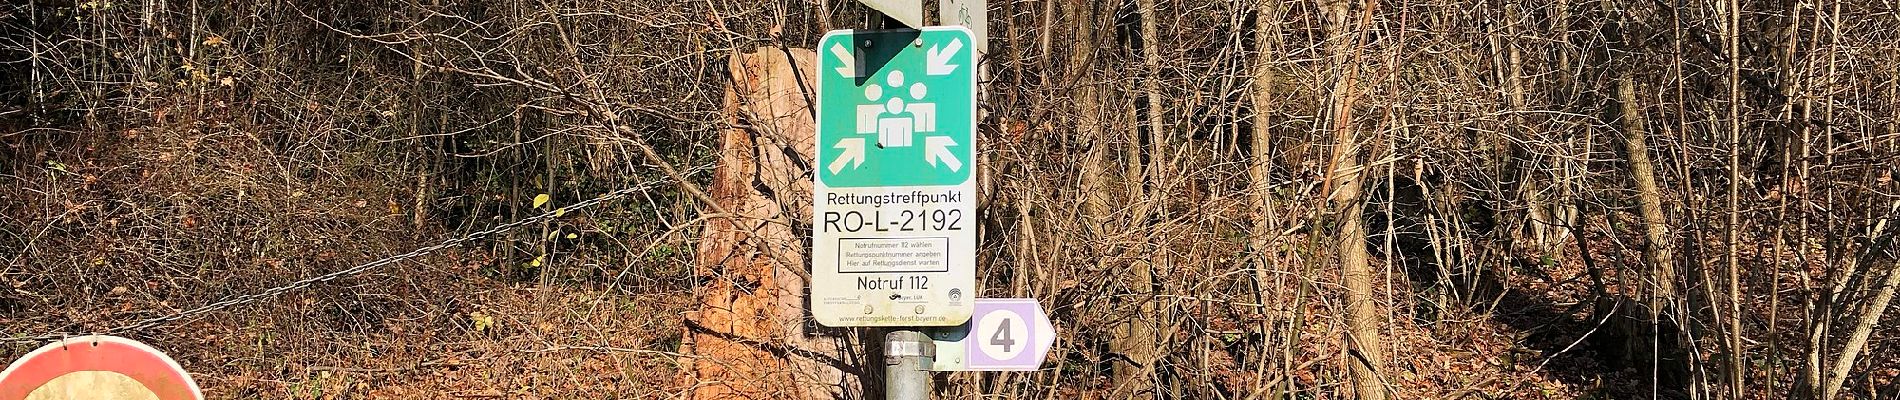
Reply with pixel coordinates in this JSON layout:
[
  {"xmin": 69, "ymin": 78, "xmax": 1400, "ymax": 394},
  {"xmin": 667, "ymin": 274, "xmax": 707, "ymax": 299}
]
[
  {"xmin": 814, "ymin": 23, "xmax": 976, "ymax": 400},
  {"xmin": 820, "ymin": 2, "xmax": 1052, "ymax": 398}
]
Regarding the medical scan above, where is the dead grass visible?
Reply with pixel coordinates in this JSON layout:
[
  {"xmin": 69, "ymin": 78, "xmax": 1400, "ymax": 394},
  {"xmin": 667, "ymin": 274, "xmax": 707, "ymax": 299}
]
[
  {"xmin": 2, "ymin": 97, "xmax": 698, "ymax": 398},
  {"xmin": 190, "ymin": 286, "xmax": 694, "ymax": 399}
]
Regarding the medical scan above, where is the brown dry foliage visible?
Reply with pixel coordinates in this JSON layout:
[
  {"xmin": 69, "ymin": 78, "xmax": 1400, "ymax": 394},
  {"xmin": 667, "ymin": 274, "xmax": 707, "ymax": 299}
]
[{"xmin": 2, "ymin": 0, "xmax": 1897, "ymax": 399}]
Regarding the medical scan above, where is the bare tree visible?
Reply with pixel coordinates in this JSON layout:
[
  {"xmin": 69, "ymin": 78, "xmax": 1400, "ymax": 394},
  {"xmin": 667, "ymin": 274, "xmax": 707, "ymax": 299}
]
[{"xmin": 1316, "ymin": 0, "xmax": 1385, "ymax": 398}]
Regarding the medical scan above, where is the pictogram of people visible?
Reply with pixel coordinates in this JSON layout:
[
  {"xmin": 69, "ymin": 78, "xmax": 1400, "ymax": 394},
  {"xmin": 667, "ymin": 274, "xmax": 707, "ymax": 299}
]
[{"xmin": 855, "ymin": 70, "xmax": 937, "ymax": 148}]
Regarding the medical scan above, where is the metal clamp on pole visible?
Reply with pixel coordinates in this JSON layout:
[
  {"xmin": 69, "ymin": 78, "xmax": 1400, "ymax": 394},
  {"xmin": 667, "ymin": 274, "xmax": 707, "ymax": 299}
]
[{"xmin": 884, "ymin": 330, "xmax": 936, "ymax": 400}]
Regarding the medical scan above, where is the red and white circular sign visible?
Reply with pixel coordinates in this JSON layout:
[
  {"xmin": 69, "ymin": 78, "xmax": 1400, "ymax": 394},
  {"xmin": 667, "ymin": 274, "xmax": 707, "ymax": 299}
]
[{"xmin": 0, "ymin": 335, "xmax": 202, "ymax": 400}]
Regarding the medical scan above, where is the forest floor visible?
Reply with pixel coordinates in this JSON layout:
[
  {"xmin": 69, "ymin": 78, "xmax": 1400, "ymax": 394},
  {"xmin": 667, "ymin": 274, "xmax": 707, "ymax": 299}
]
[
  {"xmin": 0, "ymin": 202, "xmax": 1654, "ymax": 400},
  {"xmin": 138, "ymin": 276, "xmax": 695, "ymax": 399},
  {"xmin": 0, "ymin": 99, "xmax": 1700, "ymax": 400},
  {"xmin": 0, "ymin": 136, "xmax": 1661, "ymax": 400}
]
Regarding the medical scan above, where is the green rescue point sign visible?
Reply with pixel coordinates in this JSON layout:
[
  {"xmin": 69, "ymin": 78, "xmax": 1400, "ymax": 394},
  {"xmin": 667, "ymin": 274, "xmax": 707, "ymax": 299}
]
[
  {"xmin": 812, "ymin": 27, "xmax": 978, "ymax": 327},
  {"xmin": 817, "ymin": 28, "xmax": 975, "ymax": 188}
]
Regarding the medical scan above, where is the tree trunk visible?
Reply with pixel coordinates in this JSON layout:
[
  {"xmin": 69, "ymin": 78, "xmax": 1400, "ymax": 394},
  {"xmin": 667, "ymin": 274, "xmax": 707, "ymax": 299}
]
[
  {"xmin": 1108, "ymin": 0, "xmax": 1165, "ymax": 398},
  {"xmin": 1248, "ymin": 3, "xmax": 1300, "ymax": 396},
  {"xmin": 1070, "ymin": 1, "xmax": 1108, "ymax": 238},
  {"xmin": 1819, "ymin": 199, "xmax": 1900, "ymax": 400},
  {"xmin": 1614, "ymin": 68, "xmax": 1692, "ymax": 388},
  {"xmin": 1617, "ymin": 74, "xmax": 1679, "ymax": 312},
  {"xmin": 1721, "ymin": 0, "xmax": 1746, "ymax": 395},
  {"xmin": 678, "ymin": 48, "xmax": 860, "ymax": 400},
  {"xmin": 1509, "ymin": 15, "xmax": 1544, "ymax": 253},
  {"xmin": 1318, "ymin": 1, "xmax": 1385, "ymax": 398},
  {"xmin": 1248, "ymin": 0, "xmax": 1283, "ymax": 361}
]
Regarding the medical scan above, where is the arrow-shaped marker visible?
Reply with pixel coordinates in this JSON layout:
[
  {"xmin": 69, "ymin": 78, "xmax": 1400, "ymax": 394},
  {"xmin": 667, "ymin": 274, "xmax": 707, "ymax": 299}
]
[
  {"xmin": 829, "ymin": 43, "xmax": 858, "ymax": 78},
  {"xmin": 926, "ymin": 38, "xmax": 964, "ymax": 76},
  {"xmin": 937, "ymin": 298, "xmax": 1057, "ymax": 371},
  {"xmin": 829, "ymin": 137, "xmax": 866, "ymax": 174},
  {"xmin": 924, "ymin": 136, "xmax": 962, "ymax": 172},
  {"xmin": 1031, "ymin": 302, "xmax": 1056, "ymax": 368}
]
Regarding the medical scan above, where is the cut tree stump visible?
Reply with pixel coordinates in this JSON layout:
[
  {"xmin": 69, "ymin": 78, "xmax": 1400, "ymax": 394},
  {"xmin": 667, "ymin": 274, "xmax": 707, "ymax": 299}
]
[{"xmin": 676, "ymin": 48, "xmax": 863, "ymax": 400}]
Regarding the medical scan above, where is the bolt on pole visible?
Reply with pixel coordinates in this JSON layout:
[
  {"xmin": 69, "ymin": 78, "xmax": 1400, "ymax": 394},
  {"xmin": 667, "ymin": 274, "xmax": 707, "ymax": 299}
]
[{"xmin": 884, "ymin": 329, "xmax": 935, "ymax": 400}]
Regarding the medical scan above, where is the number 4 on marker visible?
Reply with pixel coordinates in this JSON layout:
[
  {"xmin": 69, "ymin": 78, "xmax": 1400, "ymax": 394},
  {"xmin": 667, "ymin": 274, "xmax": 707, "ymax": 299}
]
[
  {"xmin": 935, "ymin": 298, "xmax": 1053, "ymax": 371},
  {"xmin": 990, "ymin": 318, "xmax": 1015, "ymax": 352}
]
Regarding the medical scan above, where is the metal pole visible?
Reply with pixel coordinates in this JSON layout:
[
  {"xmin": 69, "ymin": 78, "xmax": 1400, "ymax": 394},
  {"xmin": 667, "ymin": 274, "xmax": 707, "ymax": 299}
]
[
  {"xmin": 884, "ymin": 329, "xmax": 935, "ymax": 400},
  {"xmin": 859, "ymin": 3, "xmax": 935, "ymax": 398}
]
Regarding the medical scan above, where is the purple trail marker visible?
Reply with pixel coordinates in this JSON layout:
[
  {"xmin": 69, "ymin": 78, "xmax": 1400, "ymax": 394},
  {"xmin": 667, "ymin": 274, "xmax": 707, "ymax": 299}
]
[{"xmin": 962, "ymin": 298, "xmax": 1056, "ymax": 371}]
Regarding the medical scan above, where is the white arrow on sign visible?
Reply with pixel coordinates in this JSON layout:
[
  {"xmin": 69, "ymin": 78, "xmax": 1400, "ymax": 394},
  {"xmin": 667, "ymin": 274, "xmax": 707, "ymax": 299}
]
[
  {"xmin": 828, "ymin": 43, "xmax": 859, "ymax": 78},
  {"xmin": 926, "ymin": 38, "xmax": 964, "ymax": 76},
  {"xmin": 924, "ymin": 135, "xmax": 961, "ymax": 172},
  {"xmin": 830, "ymin": 137, "xmax": 867, "ymax": 174}
]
